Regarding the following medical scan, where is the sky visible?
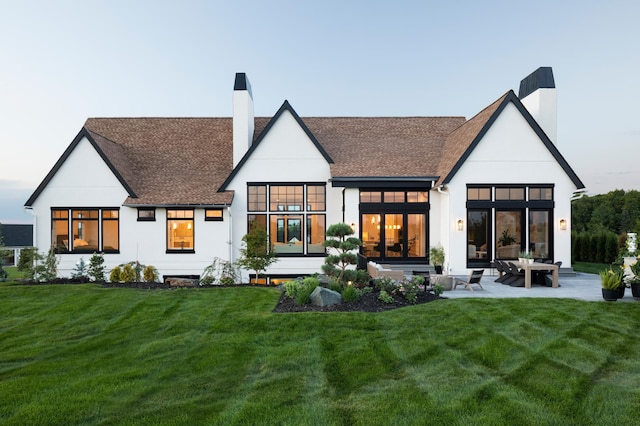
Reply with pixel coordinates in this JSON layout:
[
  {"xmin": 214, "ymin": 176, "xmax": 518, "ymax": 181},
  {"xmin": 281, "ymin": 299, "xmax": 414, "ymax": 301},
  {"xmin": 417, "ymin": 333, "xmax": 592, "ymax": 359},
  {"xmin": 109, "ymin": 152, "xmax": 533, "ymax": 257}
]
[{"xmin": 1, "ymin": 0, "xmax": 639, "ymax": 221}]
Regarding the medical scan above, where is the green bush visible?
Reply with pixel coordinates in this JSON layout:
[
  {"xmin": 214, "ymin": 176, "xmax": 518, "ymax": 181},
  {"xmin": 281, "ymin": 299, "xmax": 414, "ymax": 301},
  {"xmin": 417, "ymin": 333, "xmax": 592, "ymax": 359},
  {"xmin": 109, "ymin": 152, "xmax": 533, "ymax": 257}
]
[
  {"xmin": 109, "ymin": 266, "xmax": 121, "ymax": 283},
  {"xmin": 342, "ymin": 285, "xmax": 359, "ymax": 302},
  {"xmin": 121, "ymin": 264, "xmax": 136, "ymax": 283},
  {"xmin": 143, "ymin": 265, "xmax": 159, "ymax": 283},
  {"xmin": 283, "ymin": 280, "xmax": 299, "ymax": 298},
  {"xmin": 295, "ymin": 277, "xmax": 319, "ymax": 305},
  {"xmin": 374, "ymin": 277, "xmax": 397, "ymax": 294},
  {"xmin": 378, "ymin": 290, "xmax": 394, "ymax": 303},
  {"xmin": 88, "ymin": 252, "xmax": 106, "ymax": 282}
]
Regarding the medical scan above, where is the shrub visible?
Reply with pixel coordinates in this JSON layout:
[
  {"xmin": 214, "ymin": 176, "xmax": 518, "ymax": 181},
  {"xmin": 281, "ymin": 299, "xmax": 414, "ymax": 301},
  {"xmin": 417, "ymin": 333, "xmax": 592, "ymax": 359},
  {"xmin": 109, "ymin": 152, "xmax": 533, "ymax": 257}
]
[
  {"xmin": 35, "ymin": 248, "xmax": 59, "ymax": 283},
  {"xmin": 433, "ymin": 283, "xmax": 444, "ymax": 297},
  {"xmin": 321, "ymin": 223, "xmax": 362, "ymax": 286},
  {"xmin": 121, "ymin": 264, "xmax": 135, "ymax": 283},
  {"xmin": 283, "ymin": 280, "xmax": 300, "ymax": 298},
  {"xmin": 398, "ymin": 276, "xmax": 421, "ymax": 304},
  {"xmin": 200, "ymin": 257, "xmax": 239, "ymax": 286},
  {"xmin": 109, "ymin": 266, "xmax": 121, "ymax": 283},
  {"xmin": 295, "ymin": 277, "xmax": 319, "ymax": 305},
  {"xmin": 378, "ymin": 290, "xmax": 394, "ymax": 304},
  {"xmin": 71, "ymin": 257, "xmax": 89, "ymax": 280},
  {"xmin": 342, "ymin": 285, "xmax": 359, "ymax": 302},
  {"xmin": 374, "ymin": 277, "xmax": 397, "ymax": 294},
  {"xmin": 143, "ymin": 265, "xmax": 159, "ymax": 282},
  {"xmin": 88, "ymin": 252, "xmax": 106, "ymax": 282}
]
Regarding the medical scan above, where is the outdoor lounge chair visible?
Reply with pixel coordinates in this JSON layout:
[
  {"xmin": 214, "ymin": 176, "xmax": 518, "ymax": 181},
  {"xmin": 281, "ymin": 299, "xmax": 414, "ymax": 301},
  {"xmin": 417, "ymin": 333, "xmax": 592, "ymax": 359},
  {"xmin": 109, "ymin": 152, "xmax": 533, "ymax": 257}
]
[
  {"xmin": 506, "ymin": 262, "xmax": 526, "ymax": 287},
  {"xmin": 453, "ymin": 270, "xmax": 484, "ymax": 291},
  {"xmin": 494, "ymin": 260, "xmax": 512, "ymax": 283}
]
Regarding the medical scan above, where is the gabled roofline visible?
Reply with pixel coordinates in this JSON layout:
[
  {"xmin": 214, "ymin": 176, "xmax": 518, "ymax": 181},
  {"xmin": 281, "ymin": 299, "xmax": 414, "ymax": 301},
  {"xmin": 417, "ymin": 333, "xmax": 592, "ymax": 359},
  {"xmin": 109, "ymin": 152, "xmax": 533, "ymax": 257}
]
[
  {"xmin": 441, "ymin": 90, "xmax": 585, "ymax": 189},
  {"xmin": 219, "ymin": 100, "xmax": 334, "ymax": 191},
  {"xmin": 24, "ymin": 128, "xmax": 137, "ymax": 207}
]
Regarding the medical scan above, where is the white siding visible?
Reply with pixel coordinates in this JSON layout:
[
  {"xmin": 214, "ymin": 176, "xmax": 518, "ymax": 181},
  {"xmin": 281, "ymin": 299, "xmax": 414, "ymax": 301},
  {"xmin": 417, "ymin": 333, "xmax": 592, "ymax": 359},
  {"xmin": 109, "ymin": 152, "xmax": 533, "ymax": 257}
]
[
  {"xmin": 442, "ymin": 102, "xmax": 575, "ymax": 274},
  {"xmin": 226, "ymin": 109, "xmax": 338, "ymax": 280}
]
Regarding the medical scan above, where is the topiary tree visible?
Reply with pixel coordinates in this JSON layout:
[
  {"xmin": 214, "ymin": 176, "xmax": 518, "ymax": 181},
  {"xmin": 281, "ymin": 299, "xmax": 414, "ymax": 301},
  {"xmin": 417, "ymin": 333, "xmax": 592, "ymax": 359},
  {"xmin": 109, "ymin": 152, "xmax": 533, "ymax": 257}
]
[
  {"xmin": 88, "ymin": 252, "xmax": 106, "ymax": 282},
  {"xmin": 321, "ymin": 223, "xmax": 362, "ymax": 286},
  {"xmin": 237, "ymin": 224, "xmax": 278, "ymax": 284},
  {"xmin": 109, "ymin": 266, "xmax": 122, "ymax": 283}
]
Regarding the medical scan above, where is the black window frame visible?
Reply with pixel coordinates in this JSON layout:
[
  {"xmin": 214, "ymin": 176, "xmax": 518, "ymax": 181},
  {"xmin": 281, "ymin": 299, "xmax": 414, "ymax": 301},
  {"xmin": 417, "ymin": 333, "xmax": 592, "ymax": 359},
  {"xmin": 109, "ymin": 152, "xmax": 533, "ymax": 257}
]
[
  {"xmin": 137, "ymin": 208, "xmax": 156, "ymax": 222},
  {"xmin": 205, "ymin": 208, "xmax": 224, "ymax": 222}
]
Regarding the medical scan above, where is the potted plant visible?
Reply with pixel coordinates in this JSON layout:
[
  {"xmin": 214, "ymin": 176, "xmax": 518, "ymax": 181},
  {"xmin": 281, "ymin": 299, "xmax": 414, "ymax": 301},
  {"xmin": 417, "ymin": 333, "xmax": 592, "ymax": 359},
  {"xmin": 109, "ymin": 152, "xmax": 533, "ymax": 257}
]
[
  {"xmin": 430, "ymin": 245, "xmax": 445, "ymax": 275},
  {"xmin": 600, "ymin": 267, "xmax": 624, "ymax": 301},
  {"xmin": 518, "ymin": 251, "xmax": 533, "ymax": 264},
  {"xmin": 498, "ymin": 229, "xmax": 516, "ymax": 247},
  {"xmin": 629, "ymin": 260, "xmax": 640, "ymax": 300}
]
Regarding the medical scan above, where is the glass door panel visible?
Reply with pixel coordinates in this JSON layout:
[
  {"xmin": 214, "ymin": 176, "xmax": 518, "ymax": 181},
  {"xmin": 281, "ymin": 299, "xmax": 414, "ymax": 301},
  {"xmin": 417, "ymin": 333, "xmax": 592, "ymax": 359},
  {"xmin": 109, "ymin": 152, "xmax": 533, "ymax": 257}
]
[
  {"xmin": 495, "ymin": 210, "xmax": 522, "ymax": 259},
  {"xmin": 467, "ymin": 210, "xmax": 489, "ymax": 261},
  {"xmin": 529, "ymin": 210, "xmax": 550, "ymax": 259},
  {"xmin": 361, "ymin": 214, "xmax": 381, "ymax": 257},
  {"xmin": 407, "ymin": 214, "xmax": 426, "ymax": 257},
  {"xmin": 384, "ymin": 214, "xmax": 403, "ymax": 257}
]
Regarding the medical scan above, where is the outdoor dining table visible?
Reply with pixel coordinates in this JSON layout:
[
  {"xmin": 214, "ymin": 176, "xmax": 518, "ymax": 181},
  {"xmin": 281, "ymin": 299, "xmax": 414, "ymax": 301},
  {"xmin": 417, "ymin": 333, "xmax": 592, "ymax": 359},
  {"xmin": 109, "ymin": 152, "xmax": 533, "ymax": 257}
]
[{"xmin": 514, "ymin": 261, "xmax": 559, "ymax": 288}]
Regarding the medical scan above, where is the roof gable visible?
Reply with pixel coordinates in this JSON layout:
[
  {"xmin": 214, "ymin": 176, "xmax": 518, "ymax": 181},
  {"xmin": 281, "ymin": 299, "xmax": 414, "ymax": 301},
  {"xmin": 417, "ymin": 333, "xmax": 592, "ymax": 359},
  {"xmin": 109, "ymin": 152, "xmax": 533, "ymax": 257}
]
[
  {"xmin": 25, "ymin": 128, "xmax": 137, "ymax": 206},
  {"xmin": 438, "ymin": 90, "xmax": 584, "ymax": 189},
  {"xmin": 219, "ymin": 101, "xmax": 333, "ymax": 190}
]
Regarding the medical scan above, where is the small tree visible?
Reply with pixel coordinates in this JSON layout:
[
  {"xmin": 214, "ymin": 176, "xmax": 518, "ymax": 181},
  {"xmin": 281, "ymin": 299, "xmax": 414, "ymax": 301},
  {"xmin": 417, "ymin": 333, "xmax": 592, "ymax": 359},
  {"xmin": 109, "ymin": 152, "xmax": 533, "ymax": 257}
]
[
  {"xmin": 322, "ymin": 223, "xmax": 362, "ymax": 285},
  {"xmin": 35, "ymin": 247, "xmax": 59, "ymax": 283},
  {"xmin": 71, "ymin": 257, "xmax": 89, "ymax": 281},
  {"xmin": 237, "ymin": 224, "xmax": 278, "ymax": 284},
  {"xmin": 88, "ymin": 252, "xmax": 106, "ymax": 282},
  {"xmin": 143, "ymin": 265, "xmax": 159, "ymax": 283}
]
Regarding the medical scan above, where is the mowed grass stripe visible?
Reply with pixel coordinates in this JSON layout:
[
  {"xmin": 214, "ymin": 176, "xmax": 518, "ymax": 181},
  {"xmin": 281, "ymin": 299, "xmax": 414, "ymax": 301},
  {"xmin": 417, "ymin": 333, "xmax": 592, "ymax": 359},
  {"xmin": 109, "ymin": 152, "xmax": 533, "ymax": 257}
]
[{"xmin": 1, "ymin": 284, "xmax": 640, "ymax": 425}]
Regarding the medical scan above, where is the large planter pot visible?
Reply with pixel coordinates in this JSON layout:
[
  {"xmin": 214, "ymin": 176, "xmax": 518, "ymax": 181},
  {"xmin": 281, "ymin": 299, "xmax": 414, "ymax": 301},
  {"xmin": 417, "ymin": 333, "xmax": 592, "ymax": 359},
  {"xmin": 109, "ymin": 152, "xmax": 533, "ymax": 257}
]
[
  {"xmin": 432, "ymin": 275, "xmax": 452, "ymax": 291},
  {"xmin": 616, "ymin": 285, "xmax": 626, "ymax": 299},
  {"xmin": 631, "ymin": 282, "xmax": 640, "ymax": 300},
  {"xmin": 602, "ymin": 288, "xmax": 619, "ymax": 302},
  {"xmin": 434, "ymin": 265, "xmax": 443, "ymax": 275}
]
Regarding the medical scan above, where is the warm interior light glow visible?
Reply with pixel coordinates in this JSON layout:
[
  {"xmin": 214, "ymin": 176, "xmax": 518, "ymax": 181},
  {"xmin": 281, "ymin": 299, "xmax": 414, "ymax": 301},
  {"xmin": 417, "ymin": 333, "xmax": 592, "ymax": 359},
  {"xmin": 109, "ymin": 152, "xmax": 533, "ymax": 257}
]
[
  {"xmin": 457, "ymin": 219, "xmax": 464, "ymax": 231},
  {"xmin": 173, "ymin": 222, "xmax": 177, "ymax": 230},
  {"xmin": 559, "ymin": 218, "xmax": 567, "ymax": 230}
]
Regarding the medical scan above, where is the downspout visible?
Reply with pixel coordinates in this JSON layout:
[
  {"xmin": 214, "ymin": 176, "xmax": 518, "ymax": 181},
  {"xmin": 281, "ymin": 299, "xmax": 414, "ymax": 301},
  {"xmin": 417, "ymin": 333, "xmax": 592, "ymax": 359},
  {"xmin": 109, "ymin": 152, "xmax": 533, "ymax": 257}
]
[
  {"xmin": 436, "ymin": 184, "xmax": 450, "ymax": 274},
  {"xmin": 341, "ymin": 188, "xmax": 346, "ymax": 223},
  {"xmin": 227, "ymin": 205, "xmax": 233, "ymax": 264}
]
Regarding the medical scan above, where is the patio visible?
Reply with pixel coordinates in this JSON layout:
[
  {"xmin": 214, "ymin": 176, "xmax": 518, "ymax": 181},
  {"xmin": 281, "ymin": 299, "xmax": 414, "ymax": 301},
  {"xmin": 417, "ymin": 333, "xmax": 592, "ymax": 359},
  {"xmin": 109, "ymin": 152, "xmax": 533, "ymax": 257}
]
[{"xmin": 442, "ymin": 272, "xmax": 637, "ymax": 302}]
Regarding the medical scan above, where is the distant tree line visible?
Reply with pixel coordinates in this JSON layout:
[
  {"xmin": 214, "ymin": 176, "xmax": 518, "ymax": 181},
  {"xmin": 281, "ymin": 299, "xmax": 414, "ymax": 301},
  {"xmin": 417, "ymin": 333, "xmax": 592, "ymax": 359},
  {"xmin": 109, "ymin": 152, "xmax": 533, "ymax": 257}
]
[
  {"xmin": 571, "ymin": 189, "xmax": 640, "ymax": 263},
  {"xmin": 572, "ymin": 189, "xmax": 640, "ymax": 234}
]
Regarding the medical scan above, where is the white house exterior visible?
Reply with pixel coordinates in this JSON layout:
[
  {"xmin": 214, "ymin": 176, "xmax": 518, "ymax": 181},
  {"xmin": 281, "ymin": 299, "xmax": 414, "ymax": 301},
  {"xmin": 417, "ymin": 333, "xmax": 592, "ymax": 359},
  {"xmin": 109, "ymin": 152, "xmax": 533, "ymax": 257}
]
[{"xmin": 25, "ymin": 67, "xmax": 584, "ymax": 282}]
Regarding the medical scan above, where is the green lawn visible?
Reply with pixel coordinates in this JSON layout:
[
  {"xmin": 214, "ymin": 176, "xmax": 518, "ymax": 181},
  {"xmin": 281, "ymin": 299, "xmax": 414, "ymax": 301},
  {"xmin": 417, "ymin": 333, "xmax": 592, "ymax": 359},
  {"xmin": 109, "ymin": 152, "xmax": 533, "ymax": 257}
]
[{"xmin": 1, "ymin": 283, "xmax": 639, "ymax": 425}]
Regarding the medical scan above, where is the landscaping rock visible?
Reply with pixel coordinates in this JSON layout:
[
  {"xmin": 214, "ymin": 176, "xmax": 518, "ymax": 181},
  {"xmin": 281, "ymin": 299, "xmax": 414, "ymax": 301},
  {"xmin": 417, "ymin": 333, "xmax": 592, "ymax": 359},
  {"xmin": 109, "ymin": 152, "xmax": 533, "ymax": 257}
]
[
  {"xmin": 310, "ymin": 286, "xmax": 342, "ymax": 307},
  {"xmin": 166, "ymin": 278, "xmax": 198, "ymax": 287}
]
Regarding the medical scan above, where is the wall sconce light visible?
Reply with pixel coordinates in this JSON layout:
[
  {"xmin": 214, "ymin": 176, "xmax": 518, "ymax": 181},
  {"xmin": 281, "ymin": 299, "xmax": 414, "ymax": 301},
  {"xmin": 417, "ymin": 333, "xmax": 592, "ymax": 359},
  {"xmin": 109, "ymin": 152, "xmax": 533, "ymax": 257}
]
[
  {"xmin": 559, "ymin": 219, "xmax": 567, "ymax": 230},
  {"xmin": 457, "ymin": 219, "xmax": 464, "ymax": 231},
  {"xmin": 350, "ymin": 222, "xmax": 356, "ymax": 231}
]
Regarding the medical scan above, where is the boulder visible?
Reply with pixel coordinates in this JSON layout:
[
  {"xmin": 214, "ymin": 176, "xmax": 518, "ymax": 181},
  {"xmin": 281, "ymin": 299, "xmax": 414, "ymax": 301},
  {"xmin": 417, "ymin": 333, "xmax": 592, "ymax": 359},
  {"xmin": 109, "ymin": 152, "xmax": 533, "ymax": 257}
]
[
  {"xmin": 166, "ymin": 278, "xmax": 197, "ymax": 287},
  {"xmin": 310, "ymin": 286, "xmax": 342, "ymax": 307}
]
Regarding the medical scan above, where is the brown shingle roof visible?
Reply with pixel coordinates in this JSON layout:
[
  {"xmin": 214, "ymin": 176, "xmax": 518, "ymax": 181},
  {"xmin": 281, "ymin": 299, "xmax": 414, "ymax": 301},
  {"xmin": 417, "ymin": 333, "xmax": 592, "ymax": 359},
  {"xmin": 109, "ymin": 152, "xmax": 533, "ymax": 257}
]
[
  {"xmin": 85, "ymin": 118, "xmax": 237, "ymax": 206},
  {"xmin": 78, "ymin": 94, "xmax": 510, "ymax": 205},
  {"xmin": 436, "ymin": 92, "xmax": 509, "ymax": 186}
]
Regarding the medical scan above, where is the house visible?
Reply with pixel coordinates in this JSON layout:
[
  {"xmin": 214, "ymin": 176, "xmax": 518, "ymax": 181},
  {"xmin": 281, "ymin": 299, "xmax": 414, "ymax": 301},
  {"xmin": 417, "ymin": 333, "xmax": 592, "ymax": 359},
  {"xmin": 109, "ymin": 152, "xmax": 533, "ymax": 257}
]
[
  {"xmin": 0, "ymin": 221, "xmax": 33, "ymax": 266},
  {"xmin": 25, "ymin": 67, "xmax": 584, "ymax": 282}
]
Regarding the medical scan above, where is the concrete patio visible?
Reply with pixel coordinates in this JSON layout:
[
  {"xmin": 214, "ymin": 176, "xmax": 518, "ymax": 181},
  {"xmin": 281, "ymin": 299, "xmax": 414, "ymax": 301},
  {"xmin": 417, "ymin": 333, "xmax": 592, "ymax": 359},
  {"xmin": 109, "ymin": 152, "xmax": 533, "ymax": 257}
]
[{"xmin": 441, "ymin": 272, "xmax": 638, "ymax": 302}]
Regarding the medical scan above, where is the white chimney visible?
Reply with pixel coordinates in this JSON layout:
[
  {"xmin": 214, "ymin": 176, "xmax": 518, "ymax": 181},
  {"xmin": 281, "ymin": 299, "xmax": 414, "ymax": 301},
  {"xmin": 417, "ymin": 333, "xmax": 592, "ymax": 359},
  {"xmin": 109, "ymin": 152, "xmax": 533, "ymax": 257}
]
[
  {"xmin": 518, "ymin": 67, "xmax": 557, "ymax": 144},
  {"xmin": 233, "ymin": 73, "xmax": 254, "ymax": 167}
]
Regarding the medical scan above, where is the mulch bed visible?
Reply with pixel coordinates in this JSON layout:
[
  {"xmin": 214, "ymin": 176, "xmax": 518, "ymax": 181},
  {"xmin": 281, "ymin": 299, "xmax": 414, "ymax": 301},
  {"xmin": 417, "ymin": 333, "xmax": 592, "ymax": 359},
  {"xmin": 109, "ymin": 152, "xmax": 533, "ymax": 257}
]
[
  {"xmin": 14, "ymin": 280, "xmax": 444, "ymax": 312},
  {"xmin": 273, "ymin": 289, "xmax": 443, "ymax": 313}
]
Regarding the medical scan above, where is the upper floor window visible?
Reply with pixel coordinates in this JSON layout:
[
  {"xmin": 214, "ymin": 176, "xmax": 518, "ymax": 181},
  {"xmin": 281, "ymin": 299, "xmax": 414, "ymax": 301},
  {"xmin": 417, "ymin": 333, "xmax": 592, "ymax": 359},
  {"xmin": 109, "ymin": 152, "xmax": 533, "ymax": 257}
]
[{"xmin": 360, "ymin": 191, "xmax": 428, "ymax": 203}]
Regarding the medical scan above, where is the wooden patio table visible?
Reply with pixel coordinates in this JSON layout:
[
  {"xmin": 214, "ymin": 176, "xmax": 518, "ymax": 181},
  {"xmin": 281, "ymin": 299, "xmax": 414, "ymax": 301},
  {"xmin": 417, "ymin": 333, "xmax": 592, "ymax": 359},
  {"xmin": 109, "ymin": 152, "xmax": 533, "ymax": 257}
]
[{"xmin": 514, "ymin": 261, "xmax": 559, "ymax": 288}]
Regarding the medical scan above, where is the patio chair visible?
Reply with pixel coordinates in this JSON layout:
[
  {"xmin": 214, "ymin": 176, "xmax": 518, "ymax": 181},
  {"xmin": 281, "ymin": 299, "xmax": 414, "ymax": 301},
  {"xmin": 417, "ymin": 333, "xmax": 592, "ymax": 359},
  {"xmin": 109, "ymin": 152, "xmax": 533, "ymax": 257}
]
[
  {"xmin": 495, "ymin": 260, "xmax": 512, "ymax": 284},
  {"xmin": 453, "ymin": 270, "xmax": 484, "ymax": 291},
  {"xmin": 506, "ymin": 262, "xmax": 526, "ymax": 287},
  {"xmin": 539, "ymin": 261, "xmax": 562, "ymax": 287}
]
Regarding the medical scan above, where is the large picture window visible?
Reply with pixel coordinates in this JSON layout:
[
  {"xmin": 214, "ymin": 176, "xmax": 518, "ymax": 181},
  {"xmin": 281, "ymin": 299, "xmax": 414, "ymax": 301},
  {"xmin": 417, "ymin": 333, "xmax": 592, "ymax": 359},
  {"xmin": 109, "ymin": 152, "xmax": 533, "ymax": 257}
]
[
  {"xmin": 51, "ymin": 208, "xmax": 119, "ymax": 253},
  {"xmin": 248, "ymin": 183, "xmax": 326, "ymax": 256},
  {"xmin": 466, "ymin": 184, "xmax": 553, "ymax": 265}
]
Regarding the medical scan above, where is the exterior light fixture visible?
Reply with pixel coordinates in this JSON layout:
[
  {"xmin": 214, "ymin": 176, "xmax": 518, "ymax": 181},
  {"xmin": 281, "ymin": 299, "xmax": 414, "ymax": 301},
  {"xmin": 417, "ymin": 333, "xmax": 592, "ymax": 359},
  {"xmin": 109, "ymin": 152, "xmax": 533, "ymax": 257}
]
[
  {"xmin": 559, "ymin": 219, "xmax": 567, "ymax": 230},
  {"xmin": 350, "ymin": 222, "xmax": 356, "ymax": 231},
  {"xmin": 457, "ymin": 219, "xmax": 464, "ymax": 231}
]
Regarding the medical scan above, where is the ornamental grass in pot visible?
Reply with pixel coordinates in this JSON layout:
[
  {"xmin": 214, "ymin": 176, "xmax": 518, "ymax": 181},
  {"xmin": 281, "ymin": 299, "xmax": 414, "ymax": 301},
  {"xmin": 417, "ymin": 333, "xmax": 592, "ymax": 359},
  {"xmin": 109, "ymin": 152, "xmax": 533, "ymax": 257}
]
[
  {"xmin": 600, "ymin": 268, "xmax": 624, "ymax": 301},
  {"xmin": 629, "ymin": 260, "xmax": 640, "ymax": 300}
]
